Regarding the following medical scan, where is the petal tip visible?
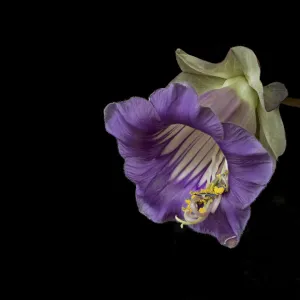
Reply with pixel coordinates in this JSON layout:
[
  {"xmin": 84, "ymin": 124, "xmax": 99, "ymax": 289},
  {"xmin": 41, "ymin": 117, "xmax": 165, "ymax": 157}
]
[
  {"xmin": 175, "ymin": 48, "xmax": 184, "ymax": 55},
  {"xmin": 223, "ymin": 236, "xmax": 238, "ymax": 249},
  {"xmin": 104, "ymin": 102, "xmax": 116, "ymax": 125}
]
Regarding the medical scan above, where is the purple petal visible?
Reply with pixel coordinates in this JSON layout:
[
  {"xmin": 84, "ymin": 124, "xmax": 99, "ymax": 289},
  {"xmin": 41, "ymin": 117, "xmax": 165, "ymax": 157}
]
[
  {"xmin": 221, "ymin": 195, "xmax": 251, "ymax": 240},
  {"xmin": 218, "ymin": 123, "xmax": 274, "ymax": 209},
  {"xmin": 191, "ymin": 200, "xmax": 250, "ymax": 246},
  {"xmin": 150, "ymin": 83, "xmax": 223, "ymax": 140},
  {"xmin": 104, "ymin": 97, "xmax": 163, "ymax": 159}
]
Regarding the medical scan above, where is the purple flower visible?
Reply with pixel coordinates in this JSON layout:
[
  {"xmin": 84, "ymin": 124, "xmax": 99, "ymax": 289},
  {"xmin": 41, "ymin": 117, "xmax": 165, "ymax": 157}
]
[{"xmin": 104, "ymin": 83, "xmax": 273, "ymax": 248}]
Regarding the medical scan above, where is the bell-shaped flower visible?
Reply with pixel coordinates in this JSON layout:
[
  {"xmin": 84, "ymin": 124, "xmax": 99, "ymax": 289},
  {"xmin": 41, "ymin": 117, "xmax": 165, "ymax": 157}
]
[{"xmin": 105, "ymin": 83, "xmax": 274, "ymax": 248}]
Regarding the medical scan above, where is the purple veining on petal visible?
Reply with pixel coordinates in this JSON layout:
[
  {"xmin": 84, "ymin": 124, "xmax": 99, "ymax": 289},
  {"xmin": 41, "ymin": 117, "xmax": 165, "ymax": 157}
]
[{"xmin": 218, "ymin": 123, "xmax": 274, "ymax": 209}]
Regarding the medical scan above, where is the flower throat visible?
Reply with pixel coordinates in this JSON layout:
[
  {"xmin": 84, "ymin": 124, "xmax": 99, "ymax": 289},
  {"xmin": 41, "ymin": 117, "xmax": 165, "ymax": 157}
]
[{"xmin": 175, "ymin": 170, "xmax": 228, "ymax": 227}]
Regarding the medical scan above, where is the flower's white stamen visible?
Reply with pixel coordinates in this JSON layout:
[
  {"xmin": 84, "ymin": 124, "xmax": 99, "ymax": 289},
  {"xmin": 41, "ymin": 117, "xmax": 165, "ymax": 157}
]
[
  {"xmin": 175, "ymin": 214, "xmax": 208, "ymax": 227},
  {"xmin": 206, "ymin": 145, "xmax": 219, "ymax": 185},
  {"xmin": 183, "ymin": 212, "xmax": 202, "ymax": 223},
  {"xmin": 219, "ymin": 169, "xmax": 229, "ymax": 191},
  {"xmin": 175, "ymin": 170, "xmax": 229, "ymax": 227},
  {"xmin": 190, "ymin": 202, "xmax": 201, "ymax": 215},
  {"xmin": 213, "ymin": 149, "xmax": 225, "ymax": 178},
  {"xmin": 198, "ymin": 146, "xmax": 225, "ymax": 188},
  {"xmin": 210, "ymin": 195, "xmax": 221, "ymax": 214},
  {"xmin": 222, "ymin": 160, "xmax": 229, "ymax": 175}
]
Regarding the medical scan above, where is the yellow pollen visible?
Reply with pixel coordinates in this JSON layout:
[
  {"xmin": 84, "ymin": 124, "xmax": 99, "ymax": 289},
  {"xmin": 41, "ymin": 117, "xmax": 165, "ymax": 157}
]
[
  {"xmin": 182, "ymin": 199, "xmax": 192, "ymax": 213},
  {"xmin": 176, "ymin": 169, "xmax": 229, "ymax": 228},
  {"xmin": 214, "ymin": 186, "xmax": 225, "ymax": 195},
  {"xmin": 199, "ymin": 207, "xmax": 206, "ymax": 214}
]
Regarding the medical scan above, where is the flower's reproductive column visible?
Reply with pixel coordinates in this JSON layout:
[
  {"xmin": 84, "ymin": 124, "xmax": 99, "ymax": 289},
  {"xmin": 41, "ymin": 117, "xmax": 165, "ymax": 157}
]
[{"xmin": 175, "ymin": 170, "xmax": 228, "ymax": 227}]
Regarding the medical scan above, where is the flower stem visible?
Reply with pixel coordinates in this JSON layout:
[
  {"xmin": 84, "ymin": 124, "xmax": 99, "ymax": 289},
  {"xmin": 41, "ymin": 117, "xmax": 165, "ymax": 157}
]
[{"xmin": 282, "ymin": 98, "xmax": 300, "ymax": 108}]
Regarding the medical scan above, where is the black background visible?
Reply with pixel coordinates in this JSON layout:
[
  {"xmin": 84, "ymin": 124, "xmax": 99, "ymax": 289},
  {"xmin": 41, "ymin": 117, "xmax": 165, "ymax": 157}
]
[{"xmin": 102, "ymin": 41, "xmax": 300, "ymax": 293}]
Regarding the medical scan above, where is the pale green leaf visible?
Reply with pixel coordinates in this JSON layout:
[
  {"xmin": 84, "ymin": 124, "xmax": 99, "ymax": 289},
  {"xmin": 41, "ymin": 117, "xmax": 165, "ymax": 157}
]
[
  {"xmin": 170, "ymin": 72, "xmax": 225, "ymax": 95},
  {"xmin": 176, "ymin": 47, "xmax": 265, "ymax": 108},
  {"xmin": 257, "ymin": 104, "xmax": 286, "ymax": 159}
]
